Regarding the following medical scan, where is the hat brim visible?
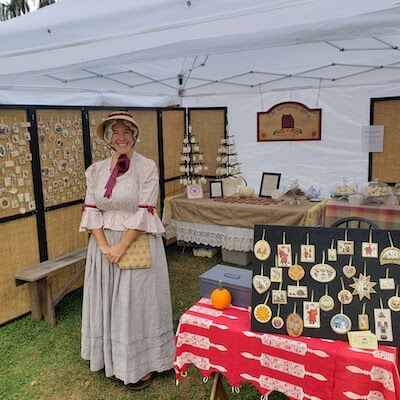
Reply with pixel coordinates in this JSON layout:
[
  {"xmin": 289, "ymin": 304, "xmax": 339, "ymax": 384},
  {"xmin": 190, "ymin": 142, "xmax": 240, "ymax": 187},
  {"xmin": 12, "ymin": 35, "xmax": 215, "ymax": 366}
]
[{"xmin": 96, "ymin": 114, "xmax": 141, "ymax": 142}]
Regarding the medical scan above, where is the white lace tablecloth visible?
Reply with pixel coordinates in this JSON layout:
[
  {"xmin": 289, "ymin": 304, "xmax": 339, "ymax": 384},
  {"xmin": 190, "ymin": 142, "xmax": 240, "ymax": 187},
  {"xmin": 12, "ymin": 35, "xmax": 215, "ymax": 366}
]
[{"xmin": 165, "ymin": 219, "xmax": 253, "ymax": 252}]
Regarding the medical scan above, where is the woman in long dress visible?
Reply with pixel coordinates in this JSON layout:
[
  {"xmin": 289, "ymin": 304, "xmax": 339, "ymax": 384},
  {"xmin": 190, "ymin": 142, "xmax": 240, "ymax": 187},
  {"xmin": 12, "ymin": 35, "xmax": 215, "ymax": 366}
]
[{"xmin": 79, "ymin": 111, "xmax": 175, "ymax": 389}]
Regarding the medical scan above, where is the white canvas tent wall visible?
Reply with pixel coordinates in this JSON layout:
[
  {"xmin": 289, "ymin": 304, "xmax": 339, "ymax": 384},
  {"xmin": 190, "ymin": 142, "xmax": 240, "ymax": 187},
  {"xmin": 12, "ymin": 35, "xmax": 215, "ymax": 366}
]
[{"xmin": 1, "ymin": 0, "xmax": 400, "ymax": 194}]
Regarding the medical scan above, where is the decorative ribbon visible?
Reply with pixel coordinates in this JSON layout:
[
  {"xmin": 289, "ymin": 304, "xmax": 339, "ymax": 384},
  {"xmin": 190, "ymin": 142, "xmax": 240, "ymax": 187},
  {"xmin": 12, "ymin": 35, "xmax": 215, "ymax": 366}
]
[
  {"xmin": 104, "ymin": 154, "xmax": 130, "ymax": 198},
  {"xmin": 139, "ymin": 204, "xmax": 155, "ymax": 214},
  {"xmin": 81, "ymin": 203, "xmax": 98, "ymax": 211}
]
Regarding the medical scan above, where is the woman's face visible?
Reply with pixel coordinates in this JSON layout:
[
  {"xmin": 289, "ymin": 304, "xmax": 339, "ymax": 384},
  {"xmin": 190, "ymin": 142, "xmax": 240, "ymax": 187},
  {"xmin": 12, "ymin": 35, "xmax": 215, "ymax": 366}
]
[{"xmin": 111, "ymin": 120, "xmax": 136, "ymax": 156}]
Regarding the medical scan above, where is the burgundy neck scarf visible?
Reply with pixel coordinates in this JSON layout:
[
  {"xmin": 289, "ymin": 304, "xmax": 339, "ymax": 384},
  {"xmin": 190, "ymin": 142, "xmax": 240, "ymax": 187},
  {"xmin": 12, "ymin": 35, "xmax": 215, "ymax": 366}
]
[{"xmin": 104, "ymin": 154, "xmax": 130, "ymax": 198}]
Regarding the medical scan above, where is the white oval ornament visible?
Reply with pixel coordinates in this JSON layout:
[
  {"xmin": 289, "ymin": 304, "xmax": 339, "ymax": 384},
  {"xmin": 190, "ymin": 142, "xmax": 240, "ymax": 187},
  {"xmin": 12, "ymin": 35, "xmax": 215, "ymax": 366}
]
[
  {"xmin": 252, "ymin": 275, "xmax": 271, "ymax": 294},
  {"xmin": 330, "ymin": 313, "xmax": 352, "ymax": 334},
  {"xmin": 286, "ymin": 313, "xmax": 304, "ymax": 337},
  {"xmin": 310, "ymin": 263, "xmax": 336, "ymax": 283},
  {"xmin": 342, "ymin": 264, "xmax": 356, "ymax": 279},
  {"xmin": 337, "ymin": 289, "xmax": 353, "ymax": 305},
  {"xmin": 319, "ymin": 295, "xmax": 335, "ymax": 312},
  {"xmin": 388, "ymin": 296, "xmax": 400, "ymax": 312},
  {"xmin": 254, "ymin": 240, "xmax": 271, "ymax": 261},
  {"xmin": 271, "ymin": 316, "xmax": 284, "ymax": 329}
]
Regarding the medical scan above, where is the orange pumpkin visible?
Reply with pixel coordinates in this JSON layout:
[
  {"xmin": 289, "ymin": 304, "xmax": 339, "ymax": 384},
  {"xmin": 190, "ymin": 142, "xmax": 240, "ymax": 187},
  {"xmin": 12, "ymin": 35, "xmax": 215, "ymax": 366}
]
[{"xmin": 210, "ymin": 283, "xmax": 232, "ymax": 310}]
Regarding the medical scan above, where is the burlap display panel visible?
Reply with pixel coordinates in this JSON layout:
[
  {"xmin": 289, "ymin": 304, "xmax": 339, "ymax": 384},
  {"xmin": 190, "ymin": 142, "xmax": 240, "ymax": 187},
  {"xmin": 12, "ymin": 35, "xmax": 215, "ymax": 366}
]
[
  {"xmin": 36, "ymin": 109, "xmax": 86, "ymax": 208},
  {"xmin": 45, "ymin": 204, "xmax": 88, "ymax": 300},
  {"xmin": 0, "ymin": 216, "xmax": 39, "ymax": 324},
  {"xmin": 371, "ymin": 100, "xmax": 400, "ymax": 183},
  {"xmin": 162, "ymin": 109, "xmax": 185, "ymax": 179},
  {"xmin": 88, "ymin": 109, "xmax": 118, "ymax": 163},
  {"xmin": 189, "ymin": 109, "xmax": 225, "ymax": 177},
  {"xmin": 0, "ymin": 108, "xmax": 36, "ymax": 219},
  {"xmin": 165, "ymin": 179, "xmax": 184, "ymax": 198}
]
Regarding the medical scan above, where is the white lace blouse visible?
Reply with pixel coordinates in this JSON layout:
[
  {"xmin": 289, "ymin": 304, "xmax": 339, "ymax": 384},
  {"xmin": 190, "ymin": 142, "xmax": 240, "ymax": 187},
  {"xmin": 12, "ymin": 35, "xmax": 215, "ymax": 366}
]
[{"xmin": 79, "ymin": 152, "xmax": 165, "ymax": 234}]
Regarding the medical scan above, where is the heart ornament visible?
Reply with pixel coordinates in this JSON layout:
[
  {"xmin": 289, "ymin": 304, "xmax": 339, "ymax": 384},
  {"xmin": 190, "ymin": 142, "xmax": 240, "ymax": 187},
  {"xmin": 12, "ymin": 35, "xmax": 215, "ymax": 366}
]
[
  {"xmin": 342, "ymin": 264, "xmax": 356, "ymax": 279},
  {"xmin": 253, "ymin": 275, "xmax": 271, "ymax": 294}
]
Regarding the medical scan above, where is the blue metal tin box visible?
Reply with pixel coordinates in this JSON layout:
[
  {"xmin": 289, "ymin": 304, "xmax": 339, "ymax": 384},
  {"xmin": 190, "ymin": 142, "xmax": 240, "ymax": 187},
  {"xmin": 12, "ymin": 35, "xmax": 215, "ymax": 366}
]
[{"xmin": 199, "ymin": 264, "xmax": 252, "ymax": 308}]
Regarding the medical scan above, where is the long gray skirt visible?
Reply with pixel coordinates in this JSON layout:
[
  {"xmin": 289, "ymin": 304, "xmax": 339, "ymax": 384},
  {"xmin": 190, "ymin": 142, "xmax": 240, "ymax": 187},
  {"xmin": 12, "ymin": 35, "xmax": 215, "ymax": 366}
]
[{"xmin": 81, "ymin": 230, "xmax": 176, "ymax": 384}]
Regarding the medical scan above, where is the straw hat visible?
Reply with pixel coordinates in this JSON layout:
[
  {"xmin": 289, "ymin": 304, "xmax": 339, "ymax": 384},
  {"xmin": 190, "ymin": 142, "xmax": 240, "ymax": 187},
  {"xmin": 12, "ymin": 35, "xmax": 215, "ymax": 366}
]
[{"xmin": 96, "ymin": 111, "xmax": 141, "ymax": 142}]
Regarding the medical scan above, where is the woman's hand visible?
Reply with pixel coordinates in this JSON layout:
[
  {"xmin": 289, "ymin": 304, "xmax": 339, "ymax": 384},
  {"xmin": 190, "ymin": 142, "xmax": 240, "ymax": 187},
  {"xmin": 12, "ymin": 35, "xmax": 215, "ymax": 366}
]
[
  {"xmin": 105, "ymin": 241, "xmax": 129, "ymax": 264},
  {"xmin": 99, "ymin": 243, "xmax": 111, "ymax": 255}
]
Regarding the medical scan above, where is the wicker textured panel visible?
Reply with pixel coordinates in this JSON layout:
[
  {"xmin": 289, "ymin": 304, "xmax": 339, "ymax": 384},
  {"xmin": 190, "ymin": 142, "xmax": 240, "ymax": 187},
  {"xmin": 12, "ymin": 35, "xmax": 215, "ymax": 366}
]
[
  {"xmin": 189, "ymin": 109, "xmax": 225, "ymax": 177},
  {"xmin": 88, "ymin": 109, "xmax": 118, "ymax": 163},
  {"xmin": 162, "ymin": 110, "xmax": 185, "ymax": 179},
  {"xmin": 36, "ymin": 109, "xmax": 86, "ymax": 207},
  {"xmin": 372, "ymin": 100, "xmax": 400, "ymax": 183},
  {"xmin": 165, "ymin": 179, "xmax": 184, "ymax": 198},
  {"xmin": 45, "ymin": 204, "xmax": 88, "ymax": 300},
  {"xmin": 0, "ymin": 216, "xmax": 39, "ymax": 324},
  {"xmin": 0, "ymin": 108, "xmax": 36, "ymax": 219}
]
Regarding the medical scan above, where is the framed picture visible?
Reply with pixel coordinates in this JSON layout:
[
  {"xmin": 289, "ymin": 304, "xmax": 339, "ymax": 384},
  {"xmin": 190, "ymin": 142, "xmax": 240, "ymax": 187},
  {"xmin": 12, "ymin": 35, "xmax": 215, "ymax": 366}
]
[
  {"xmin": 186, "ymin": 184, "xmax": 204, "ymax": 200},
  {"xmin": 209, "ymin": 180, "xmax": 223, "ymax": 198},
  {"xmin": 259, "ymin": 172, "xmax": 281, "ymax": 198}
]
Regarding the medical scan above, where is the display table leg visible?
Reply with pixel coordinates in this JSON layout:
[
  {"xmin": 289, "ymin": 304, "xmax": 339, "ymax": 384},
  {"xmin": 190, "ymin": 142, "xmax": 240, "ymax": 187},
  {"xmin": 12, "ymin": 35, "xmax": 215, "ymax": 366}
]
[{"xmin": 209, "ymin": 373, "xmax": 228, "ymax": 400}]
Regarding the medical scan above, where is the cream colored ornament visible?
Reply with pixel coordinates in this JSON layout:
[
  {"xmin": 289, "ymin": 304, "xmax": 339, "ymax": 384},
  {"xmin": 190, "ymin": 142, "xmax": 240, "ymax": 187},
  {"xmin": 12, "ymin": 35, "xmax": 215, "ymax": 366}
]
[{"xmin": 239, "ymin": 186, "xmax": 255, "ymax": 198}]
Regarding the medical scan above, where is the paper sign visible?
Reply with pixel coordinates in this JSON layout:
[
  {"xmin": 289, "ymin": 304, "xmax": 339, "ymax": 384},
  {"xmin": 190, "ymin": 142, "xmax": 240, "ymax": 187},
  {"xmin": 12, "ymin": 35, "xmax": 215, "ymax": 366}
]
[
  {"xmin": 361, "ymin": 125, "xmax": 384, "ymax": 152},
  {"xmin": 347, "ymin": 331, "xmax": 378, "ymax": 350}
]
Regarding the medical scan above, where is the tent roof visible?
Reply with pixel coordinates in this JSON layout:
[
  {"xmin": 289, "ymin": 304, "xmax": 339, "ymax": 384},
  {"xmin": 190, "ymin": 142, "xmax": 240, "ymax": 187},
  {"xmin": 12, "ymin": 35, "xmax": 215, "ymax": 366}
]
[{"xmin": 1, "ymin": 0, "xmax": 400, "ymax": 101}]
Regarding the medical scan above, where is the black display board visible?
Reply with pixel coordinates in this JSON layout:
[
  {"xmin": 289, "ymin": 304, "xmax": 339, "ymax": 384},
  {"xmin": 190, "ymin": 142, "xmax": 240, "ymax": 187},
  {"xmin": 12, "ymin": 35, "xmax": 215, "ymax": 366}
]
[{"xmin": 251, "ymin": 225, "xmax": 400, "ymax": 346}]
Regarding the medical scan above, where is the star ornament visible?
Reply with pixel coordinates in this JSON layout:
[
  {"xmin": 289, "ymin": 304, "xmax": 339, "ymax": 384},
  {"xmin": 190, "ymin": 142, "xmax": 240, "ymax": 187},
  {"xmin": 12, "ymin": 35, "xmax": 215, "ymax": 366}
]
[{"xmin": 350, "ymin": 273, "xmax": 377, "ymax": 300}]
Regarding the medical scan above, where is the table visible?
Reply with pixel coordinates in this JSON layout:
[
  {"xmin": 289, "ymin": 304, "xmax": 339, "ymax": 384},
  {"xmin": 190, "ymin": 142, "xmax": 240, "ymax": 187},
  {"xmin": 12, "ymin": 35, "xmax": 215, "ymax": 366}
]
[
  {"xmin": 165, "ymin": 197, "xmax": 326, "ymax": 252},
  {"xmin": 324, "ymin": 199, "xmax": 400, "ymax": 230},
  {"xmin": 174, "ymin": 299, "xmax": 400, "ymax": 400}
]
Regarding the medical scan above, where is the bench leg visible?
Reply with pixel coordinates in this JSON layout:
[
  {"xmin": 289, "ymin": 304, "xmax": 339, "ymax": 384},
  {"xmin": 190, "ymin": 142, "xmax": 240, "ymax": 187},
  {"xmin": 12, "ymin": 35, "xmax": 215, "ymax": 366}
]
[
  {"xmin": 38, "ymin": 278, "xmax": 56, "ymax": 327},
  {"xmin": 210, "ymin": 373, "xmax": 228, "ymax": 400},
  {"xmin": 28, "ymin": 282, "xmax": 42, "ymax": 321}
]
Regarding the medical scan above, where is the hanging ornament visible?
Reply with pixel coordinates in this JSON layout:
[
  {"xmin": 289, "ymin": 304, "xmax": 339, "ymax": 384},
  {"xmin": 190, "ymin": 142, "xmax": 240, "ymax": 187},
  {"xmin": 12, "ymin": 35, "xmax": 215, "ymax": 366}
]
[
  {"xmin": 379, "ymin": 232, "xmax": 400, "ymax": 265},
  {"xmin": 270, "ymin": 256, "xmax": 283, "ymax": 283},
  {"xmin": 303, "ymin": 290, "xmax": 320, "ymax": 328},
  {"xmin": 272, "ymin": 282, "xmax": 287, "ymax": 305},
  {"xmin": 253, "ymin": 229, "xmax": 271, "ymax": 261},
  {"xmin": 374, "ymin": 298, "xmax": 393, "ymax": 342},
  {"xmin": 362, "ymin": 230, "xmax": 378, "ymax": 258},
  {"xmin": 271, "ymin": 304, "xmax": 284, "ymax": 330},
  {"xmin": 342, "ymin": 255, "xmax": 357, "ymax": 279},
  {"xmin": 358, "ymin": 303, "xmax": 369, "ymax": 331},
  {"xmin": 286, "ymin": 302, "xmax": 303, "ymax": 337},
  {"xmin": 287, "ymin": 281, "xmax": 308, "ymax": 299},
  {"xmin": 338, "ymin": 277, "xmax": 353, "ymax": 305},
  {"xmin": 327, "ymin": 238, "xmax": 337, "ymax": 261},
  {"xmin": 300, "ymin": 233, "xmax": 315, "ymax": 263},
  {"xmin": 252, "ymin": 264, "xmax": 271, "ymax": 294},
  {"xmin": 330, "ymin": 304, "xmax": 352, "ymax": 335},
  {"xmin": 277, "ymin": 232, "xmax": 292, "ymax": 267},
  {"xmin": 388, "ymin": 286, "xmax": 400, "ymax": 312},
  {"xmin": 349, "ymin": 262, "xmax": 377, "ymax": 301},
  {"xmin": 337, "ymin": 230, "xmax": 354, "ymax": 255},
  {"xmin": 310, "ymin": 251, "xmax": 336, "ymax": 283},
  {"xmin": 319, "ymin": 285, "xmax": 335, "ymax": 312},
  {"xmin": 379, "ymin": 268, "xmax": 395, "ymax": 290},
  {"xmin": 253, "ymin": 293, "xmax": 272, "ymax": 323},
  {"xmin": 288, "ymin": 254, "xmax": 305, "ymax": 281}
]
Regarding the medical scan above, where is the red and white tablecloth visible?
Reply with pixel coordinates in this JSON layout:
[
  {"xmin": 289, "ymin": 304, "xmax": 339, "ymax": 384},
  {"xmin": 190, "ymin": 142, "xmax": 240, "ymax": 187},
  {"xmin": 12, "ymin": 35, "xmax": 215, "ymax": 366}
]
[{"xmin": 174, "ymin": 299, "xmax": 400, "ymax": 400}]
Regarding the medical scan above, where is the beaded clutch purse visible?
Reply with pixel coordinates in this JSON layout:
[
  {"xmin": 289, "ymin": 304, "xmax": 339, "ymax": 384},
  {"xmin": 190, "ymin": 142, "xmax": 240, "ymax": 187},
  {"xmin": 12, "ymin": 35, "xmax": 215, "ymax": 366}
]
[{"xmin": 118, "ymin": 234, "xmax": 152, "ymax": 269}]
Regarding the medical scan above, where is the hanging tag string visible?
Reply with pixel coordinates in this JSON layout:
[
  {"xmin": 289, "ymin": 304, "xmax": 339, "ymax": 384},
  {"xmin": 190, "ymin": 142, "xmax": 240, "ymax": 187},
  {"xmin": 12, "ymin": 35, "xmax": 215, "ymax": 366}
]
[
  {"xmin": 275, "ymin": 254, "xmax": 278, "ymax": 268},
  {"xmin": 322, "ymin": 251, "xmax": 325, "ymax": 264},
  {"xmin": 264, "ymin": 292, "xmax": 270, "ymax": 305},
  {"xmin": 330, "ymin": 238, "xmax": 334, "ymax": 250},
  {"xmin": 294, "ymin": 302, "xmax": 297, "ymax": 314},
  {"xmin": 306, "ymin": 233, "xmax": 310, "ymax": 246},
  {"xmin": 396, "ymin": 285, "xmax": 399, "ymax": 297},
  {"xmin": 311, "ymin": 290, "xmax": 314, "ymax": 303},
  {"xmin": 363, "ymin": 261, "xmax": 367, "ymax": 276},
  {"xmin": 388, "ymin": 232, "xmax": 394, "ymax": 247},
  {"xmin": 340, "ymin": 303, "xmax": 344, "ymax": 314},
  {"xmin": 283, "ymin": 232, "xmax": 286, "ymax": 245},
  {"xmin": 380, "ymin": 297, "xmax": 384, "ymax": 310},
  {"xmin": 340, "ymin": 277, "xmax": 345, "ymax": 291},
  {"xmin": 386, "ymin": 268, "xmax": 389, "ymax": 279},
  {"xmin": 262, "ymin": 229, "xmax": 265, "ymax": 241},
  {"xmin": 362, "ymin": 303, "xmax": 366, "ymax": 315},
  {"xmin": 295, "ymin": 253, "xmax": 298, "ymax": 265},
  {"xmin": 345, "ymin": 230, "xmax": 348, "ymax": 242},
  {"xmin": 277, "ymin": 304, "xmax": 281, "ymax": 318},
  {"xmin": 261, "ymin": 264, "xmax": 264, "ymax": 276},
  {"xmin": 349, "ymin": 255, "xmax": 352, "ymax": 266},
  {"xmin": 325, "ymin": 284, "xmax": 328, "ymax": 296},
  {"xmin": 369, "ymin": 229, "xmax": 373, "ymax": 244}
]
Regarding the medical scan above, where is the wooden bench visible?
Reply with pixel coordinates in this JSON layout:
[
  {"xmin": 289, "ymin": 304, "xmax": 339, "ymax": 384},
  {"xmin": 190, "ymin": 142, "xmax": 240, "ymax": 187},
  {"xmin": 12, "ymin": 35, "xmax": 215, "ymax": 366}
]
[{"xmin": 14, "ymin": 247, "xmax": 87, "ymax": 326}]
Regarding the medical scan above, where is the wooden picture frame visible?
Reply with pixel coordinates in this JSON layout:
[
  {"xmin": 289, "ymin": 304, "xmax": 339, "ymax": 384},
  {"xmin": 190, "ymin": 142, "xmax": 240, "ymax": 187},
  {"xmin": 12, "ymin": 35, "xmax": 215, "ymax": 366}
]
[
  {"xmin": 259, "ymin": 172, "xmax": 281, "ymax": 198},
  {"xmin": 209, "ymin": 180, "xmax": 223, "ymax": 198}
]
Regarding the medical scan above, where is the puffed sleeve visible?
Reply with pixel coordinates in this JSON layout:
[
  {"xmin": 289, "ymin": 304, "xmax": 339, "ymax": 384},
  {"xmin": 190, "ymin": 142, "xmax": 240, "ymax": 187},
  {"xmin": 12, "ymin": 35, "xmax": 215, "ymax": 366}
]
[
  {"xmin": 124, "ymin": 159, "xmax": 165, "ymax": 234},
  {"xmin": 79, "ymin": 163, "xmax": 104, "ymax": 232}
]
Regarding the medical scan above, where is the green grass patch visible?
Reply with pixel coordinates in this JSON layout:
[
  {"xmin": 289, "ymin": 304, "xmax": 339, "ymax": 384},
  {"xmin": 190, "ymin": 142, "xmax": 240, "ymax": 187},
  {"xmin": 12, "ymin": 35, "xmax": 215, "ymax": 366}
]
[{"xmin": 0, "ymin": 245, "xmax": 287, "ymax": 400}]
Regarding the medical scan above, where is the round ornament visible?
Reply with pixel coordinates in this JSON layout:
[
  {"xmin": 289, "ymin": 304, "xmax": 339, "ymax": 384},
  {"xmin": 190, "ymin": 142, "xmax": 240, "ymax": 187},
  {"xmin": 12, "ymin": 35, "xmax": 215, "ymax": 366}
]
[
  {"xmin": 288, "ymin": 264, "xmax": 305, "ymax": 281},
  {"xmin": 342, "ymin": 264, "xmax": 356, "ymax": 279},
  {"xmin": 252, "ymin": 275, "xmax": 271, "ymax": 294},
  {"xmin": 286, "ymin": 312, "xmax": 303, "ymax": 337},
  {"xmin": 337, "ymin": 289, "xmax": 353, "ymax": 305},
  {"xmin": 388, "ymin": 295, "xmax": 400, "ymax": 312},
  {"xmin": 12, "ymin": 123, "xmax": 20, "ymax": 134},
  {"xmin": 271, "ymin": 316, "xmax": 284, "ymax": 329},
  {"xmin": 319, "ymin": 295, "xmax": 335, "ymax": 312},
  {"xmin": 55, "ymin": 122, "xmax": 63, "ymax": 133},
  {"xmin": 0, "ymin": 197, "xmax": 10, "ymax": 209},
  {"xmin": 330, "ymin": 313, "xmax": 352, "ymax": 335},
  {"xmin": 310, "ymin": 263, "xmax": 336, "ymax": 283},
  {"xmin": 253, "ymin": 304, "xmax": 272, "ymax": 323},
  {"xmin": 253, "ymin": 236, "xmax": 271, "ymax": 261},
  {"xmin": 0, "ymin": 124, "xmax": 10, "ymax": 139}
]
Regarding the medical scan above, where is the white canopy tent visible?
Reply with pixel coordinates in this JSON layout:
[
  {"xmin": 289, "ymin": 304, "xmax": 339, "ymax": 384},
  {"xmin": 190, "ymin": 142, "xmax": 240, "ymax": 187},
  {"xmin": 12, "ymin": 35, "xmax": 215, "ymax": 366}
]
[{"xmin": 1, "ymin": 0, "xmax": 400, "ymax": 194}]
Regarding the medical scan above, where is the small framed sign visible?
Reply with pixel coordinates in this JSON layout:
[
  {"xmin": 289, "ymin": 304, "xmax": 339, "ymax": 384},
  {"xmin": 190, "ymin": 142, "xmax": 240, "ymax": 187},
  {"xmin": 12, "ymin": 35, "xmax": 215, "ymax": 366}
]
[
  {"xmin": 186, "ymin": 184, "xmax": 204, "ymax": 200},
  {"xmin": 209, "ymin": 180, "xmax": 223, "ymax": 198},
  {"xmin": 259, "ymin": 172, "xmax": 281, "ymax": 198}
]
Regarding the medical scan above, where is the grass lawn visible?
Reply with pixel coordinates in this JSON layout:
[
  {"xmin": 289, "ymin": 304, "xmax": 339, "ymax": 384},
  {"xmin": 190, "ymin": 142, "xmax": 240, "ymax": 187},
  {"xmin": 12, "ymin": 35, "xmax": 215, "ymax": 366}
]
[{"xmin": 0, "ymin": 245, "xmax": 287, "ymax": 400}]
